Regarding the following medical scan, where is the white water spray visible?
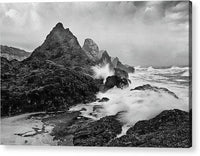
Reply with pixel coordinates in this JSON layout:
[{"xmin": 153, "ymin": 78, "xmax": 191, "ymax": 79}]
[{"xmin": 91, "ymin": 64, "xmax": 114, "ymax": 82}]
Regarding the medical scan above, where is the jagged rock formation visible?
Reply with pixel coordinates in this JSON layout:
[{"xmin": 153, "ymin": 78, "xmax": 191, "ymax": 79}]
[
  {"xmin": 108, "ymin": 109, "xmax": 192, "ymax": 148},
  {"xmin": 25, "ymin": 23, "xmax": 93, "ymax": 70},
  {"xmin": 0, "ymin": 23, "xmax": 135, "ymax": 116},
  {"xmin": 112, "ymin": 57, "xmax": 135, "ymax": 73},
  {"xmin": 98, "ymin": 50, "xmax": 113, "ymax": 67},
  {"xmin": 82, "ymin": 38, "xmax": 103, "ymax": 61},
  {"xmin": 1, "ymin": 23, "xmax": 103, "ymax": 116},
  {"xmin": 1, "ymin": 22, "xmax": 191, "ymax": 147},
  {"xmin": 0, "ymin": 45, "xmax": 30, "ymax": 61},
  {"xmin": 82, "ymin": 38, "xmax": 135, "ymax": 74}
]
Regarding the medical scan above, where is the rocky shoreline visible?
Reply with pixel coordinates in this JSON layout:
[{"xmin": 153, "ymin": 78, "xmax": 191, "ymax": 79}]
[
  {"xmin": 1, "ymin": 22, "xmax": 191, "ymax": 147},
  {"xmin": 1, "ymin": 108, "xmax": 191, "ymax": 147}
]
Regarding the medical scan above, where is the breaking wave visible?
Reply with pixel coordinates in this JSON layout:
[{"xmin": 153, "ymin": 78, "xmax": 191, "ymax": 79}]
[
  {"xmin": 70, "ymin": 67, "xmax": 189, "ymax": 135},
  {"xmin": 91, "ymin": 64, "xmax": 114, "ymax": 82}
]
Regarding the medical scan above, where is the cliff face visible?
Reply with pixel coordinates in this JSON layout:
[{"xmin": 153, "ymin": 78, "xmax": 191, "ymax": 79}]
[{"xmin": 0, "ymin": 45, "xmax": 30, "ymax": 61}]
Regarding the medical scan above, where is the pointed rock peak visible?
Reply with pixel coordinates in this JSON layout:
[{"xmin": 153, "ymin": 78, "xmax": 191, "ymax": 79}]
[
  {"xmin": 43, "ymin": 22, "xmax": 78, "ymax": 47},
  {"xmin": 51, "ymin": 22, "xmax": 71, "ymax": 34},
  {"xmin": 28, "ymin": 23, "xmax": 82, "ymax": 62},
  {"xmin": 54, "ymin": 22, "xmax": 64, "ymax": 30}
]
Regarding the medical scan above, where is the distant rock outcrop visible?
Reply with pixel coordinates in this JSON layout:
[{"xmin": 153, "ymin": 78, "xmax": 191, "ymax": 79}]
[
  {"xmin": 98, "ymin": 51, "xmax": 135, "ymax": 73},
  {"xmin": 82, "ymin": 38, "xmax": 135, "ymax": 74},
  {"xmin": 131, "ymin": 84, "xmax": 179, "ymax": 99},
  {"xmin": 0, "ymin": 45, "xmax": 30, "ymax": 61},
  {"xmin": 98, "ymin": 50, "xmax": 113, "ymax": 67},
  {"xmin": 112, "ymin": 57, "xmax": 135, "ymax": 73}
]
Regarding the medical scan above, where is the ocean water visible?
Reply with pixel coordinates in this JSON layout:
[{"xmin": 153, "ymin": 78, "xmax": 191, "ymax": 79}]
[{"xmin": 70, "ymin": 65, "xmax": 191, "ymax": 135}]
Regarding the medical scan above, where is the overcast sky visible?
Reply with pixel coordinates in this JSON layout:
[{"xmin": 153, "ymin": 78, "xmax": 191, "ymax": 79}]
[{"xmin": 0, "ymin": 1, "xmax": 190, "ymax": 67}]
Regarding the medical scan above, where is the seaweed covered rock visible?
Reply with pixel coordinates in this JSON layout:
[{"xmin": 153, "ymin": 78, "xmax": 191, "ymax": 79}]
[
  {"xmin": 73, "ymin": 115, "xmax": 122, "ymax": 146},
  {"xmin": 1, "ymin": 59, "xmax": 100, "ymax": 116},
  {"xmin": 108, "ymin": 109, "xmax": 192, "ymax": 148}
]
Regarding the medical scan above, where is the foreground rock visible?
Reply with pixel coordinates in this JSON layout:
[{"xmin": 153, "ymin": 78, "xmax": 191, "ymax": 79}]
[
  {"xmin": 73, "ymin": 115, "xmax": 122, "ymax": 146},
  {"xmin": 131, "ymin": 84, "xmax": 179, "ymax": 99},
  {"xmin": 108, "ymin": 109, "xmax": 192, "ymax": 148},
  {"xmin": 1, "ymin": 59, "xmax": 100, "ymax": 116}
]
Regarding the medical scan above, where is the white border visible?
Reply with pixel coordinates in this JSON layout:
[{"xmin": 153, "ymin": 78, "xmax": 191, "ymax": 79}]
[{"xmin": 0, "ymin": 0, "xmax": 200, "ymax": 156}]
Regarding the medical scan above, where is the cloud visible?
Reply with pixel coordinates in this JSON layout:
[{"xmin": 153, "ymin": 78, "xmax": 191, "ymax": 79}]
[{"xmin": 0, "ymin": 1, "xmax": 190, "ymax": 66}]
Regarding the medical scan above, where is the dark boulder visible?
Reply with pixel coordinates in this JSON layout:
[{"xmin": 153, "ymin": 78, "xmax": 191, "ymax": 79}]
[
  {"xmin": 104, "ymin": 75, "xmax": 129, "ymax": 91},
  {"xmin": 73, "ymin": 115, "xmax": 122, "ymax": 146},
  {"xmin": 108, "ymin": 109, "xmax": 192, "ymax": 148},
  {"xmin": 131, "ymin": 84, "xmax": 178, "ymax": 99}
]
